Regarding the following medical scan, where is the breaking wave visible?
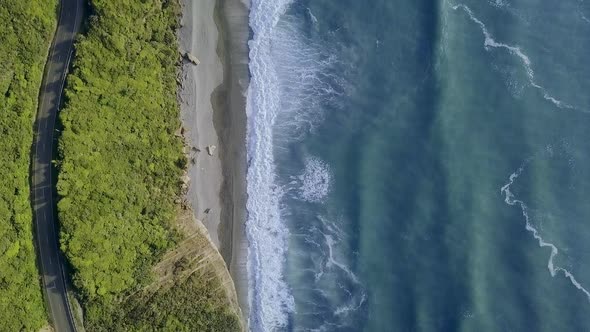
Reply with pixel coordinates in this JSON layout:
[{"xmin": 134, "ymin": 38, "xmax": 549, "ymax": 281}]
[
  {"xmin": 245, "ymin": 0, "xmax": 297, "ymax": 330},
  {"xmin": 246, "ymin": 0, "xmax": 345, "ymax": 330}
]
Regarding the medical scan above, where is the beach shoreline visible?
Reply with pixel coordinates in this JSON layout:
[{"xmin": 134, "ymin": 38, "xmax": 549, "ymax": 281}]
[
  {"xmin": 178, "ymin": 0, "xmax": 224, "ymax": 250},
  {"xmin": 178, "ymin": 0, "xmax": 250, "ymax": 325},
  {"xmin": 217, "ymin": 0, "xmax": 251, "ymax": 324}
]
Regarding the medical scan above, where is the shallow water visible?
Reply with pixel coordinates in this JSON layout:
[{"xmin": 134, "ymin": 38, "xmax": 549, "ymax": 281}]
[{"xmin": 245, "ymin": 0, "xmax": 590, "ymax": 330}]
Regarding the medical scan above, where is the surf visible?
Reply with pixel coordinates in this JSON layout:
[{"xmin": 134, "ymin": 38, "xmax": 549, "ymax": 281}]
[
  {"xmin": 246, "ymin": 0, "xmax": 344, "ymax": 330},
  {"xmin": 246, "ymin": 0, "xmax": 297, "ymax": 330}
]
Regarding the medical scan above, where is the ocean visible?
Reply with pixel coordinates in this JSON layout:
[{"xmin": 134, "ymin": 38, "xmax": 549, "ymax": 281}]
[{"xmin": 244, "ymin": 0, "xmax": 590, "ymax": 331}]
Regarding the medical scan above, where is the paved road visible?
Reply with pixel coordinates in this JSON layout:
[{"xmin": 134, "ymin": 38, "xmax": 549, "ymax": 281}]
[{"xmin": 32, "ymin": 0, "xmax": 83, "ymax": 331}]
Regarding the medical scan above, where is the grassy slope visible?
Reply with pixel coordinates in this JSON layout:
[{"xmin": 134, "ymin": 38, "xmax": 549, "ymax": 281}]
[
  {"xmin": 0, "ymin": 1, "xmax": 57, "ymax": 330},
  {"xmin": 97, "ymin": 211, "xmax": 242, "ymax": 331},
  {"xmin": 58, "ymin": 0, "xmax": 240, "ymax": 330}
]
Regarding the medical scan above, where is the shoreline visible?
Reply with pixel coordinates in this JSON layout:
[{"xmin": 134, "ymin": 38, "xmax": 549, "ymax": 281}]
[
  {"xmin": 178, "ymin": 0, "xmax": 251, "ymax": 325},
  {"xmin": 218, "ymin": 0, "xmax": 251, "ymax": 324},
  {"xmin": 178, "ymin": 0, "xmax": 224, "ymax": 251}
]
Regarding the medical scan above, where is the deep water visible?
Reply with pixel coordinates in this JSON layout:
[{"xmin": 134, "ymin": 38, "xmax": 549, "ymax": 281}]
[{"xmin": 245, "ymin": 0, "xmax": 590, "ymax": 331}]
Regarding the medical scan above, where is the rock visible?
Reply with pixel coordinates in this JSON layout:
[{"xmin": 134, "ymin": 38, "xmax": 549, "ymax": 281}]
[
  {"xmin": 181, "ymin": 174, "xmax": 190, "ymax": 185},
  {"xmin": 206, "ymin": 145, "xmax": 216, "ymax": 156},
  {"xmin": 204, "ymin": 208, "xmax": 211, "ymax": 214},
  {"xmin": 184, "ymin": 52, "xmax": 200, "ymax": 65},
  {"xmin": 175, "ymin": 127, "xmax": 186, "ymax": 138}
]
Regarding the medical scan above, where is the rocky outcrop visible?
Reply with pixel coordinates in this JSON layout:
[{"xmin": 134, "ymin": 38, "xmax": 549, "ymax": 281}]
[{"xmin": 183, "ymin": 51, "xmax": 200, "ymax": 65}]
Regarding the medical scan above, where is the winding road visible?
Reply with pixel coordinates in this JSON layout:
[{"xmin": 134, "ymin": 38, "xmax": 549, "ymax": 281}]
[{"xmin": 32, "ymin": 0, "xmax": 83, "ymax": 331}]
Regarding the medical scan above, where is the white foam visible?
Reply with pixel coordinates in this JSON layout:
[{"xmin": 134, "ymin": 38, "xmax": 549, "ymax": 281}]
[
  {"xmin": 452, "ymin": 4, "xmax": 579, "ymax": 111},
  {"xmin": 246, "ymin": 0, "xmax": 297, "ymax": 330},
  {"xmin": 488, "ymin": 0, "xmax": 509, "ymax": 9},
  {"xmin": 298, "ymin": 157, "xmax": 331, "ymax": 203},
  {"xmin": 246, "ymin": 0, "xmax": 346, "ymax": 329},
  {"xmin": 268, "ymin": 18, "xmax": 345, "ymax": 142},
  {"xmin": 307, "ymin": 8, "xmax": 319, "ymax": 24},
  {"xmin": 334, "ymin": 292, "xmax": 367, "ymax": 316},
  {"xmin": 310, "ymin": 216, "xmax": 367, "ymax": 323},
  {"xmin": 501, "ymin": 164, "xmax": 590, "ymax": 302},
  {"xmin": 323, "ymin": 233, "xmax": 360, "ymax": 285}
]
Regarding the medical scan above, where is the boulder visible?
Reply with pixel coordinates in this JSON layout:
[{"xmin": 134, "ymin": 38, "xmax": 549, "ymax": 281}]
[
  {"xmin": 181, "ymin": 174, "xmax": 190, "ymax": 185},
  {"xmin": 206, "ymin": 145, "xmax": 216, "ymax": 156},
  {"xmin": 184, "ymin": 52, "xmax": 200, "ymax": 65}
]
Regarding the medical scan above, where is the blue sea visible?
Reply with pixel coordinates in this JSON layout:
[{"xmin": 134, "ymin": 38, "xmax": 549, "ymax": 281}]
[{"xmin": 244, "ymin": 0, "xmax": 590, "ymax": 331}]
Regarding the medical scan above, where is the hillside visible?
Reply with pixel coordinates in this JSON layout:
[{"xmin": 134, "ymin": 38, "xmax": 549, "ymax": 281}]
[
  {"xmin": 57, "ymin": 0, "xmax": 241, "ymax": 330},
  {"xmin": 0, "ymin": 1, "xmax": 57, "ymax": 330}
]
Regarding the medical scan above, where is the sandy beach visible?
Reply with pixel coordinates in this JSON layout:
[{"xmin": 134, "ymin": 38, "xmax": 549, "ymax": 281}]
[
  {"xmin": 179, "ymin": 0, "xmax": 224, "ymax": 249},
  {"xmin": 178, "ymin": 0, "xmax": 250, "ymax": 325},
  {"xmin": 217, "ymin": 0, "xmax": 251, "ymax": 322}
]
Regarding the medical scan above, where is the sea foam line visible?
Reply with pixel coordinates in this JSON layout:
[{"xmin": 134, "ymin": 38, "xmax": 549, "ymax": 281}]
[
  {"xmin": 501, "ymin": 165, "xmax": 590, "ymax": 302},
  {"xmin": 246, "ymin": 0, "xmax": 297, "ymax": 330},
  {"xmin": 452, "ymin": 4, "xmax": 582, "ymax": 112}
]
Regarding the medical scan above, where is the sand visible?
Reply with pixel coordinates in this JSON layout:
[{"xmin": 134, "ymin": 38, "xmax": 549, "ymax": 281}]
[
  {"xmin": 218, "ymin": 0, "xmax": 251, "ymax": 322},
  {"xmin": 179, "ymin": 0, "xmax": 224, "ymax": 250},
  {"xmin": 178, "ymin": 0, "xmax": 251, "ymax": 324}
]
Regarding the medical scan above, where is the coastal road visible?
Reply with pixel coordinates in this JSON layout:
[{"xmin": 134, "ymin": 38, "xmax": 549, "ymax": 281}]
[{"xmin": 32, "ymin": 0, "xmax": 83, "ymax": 331}]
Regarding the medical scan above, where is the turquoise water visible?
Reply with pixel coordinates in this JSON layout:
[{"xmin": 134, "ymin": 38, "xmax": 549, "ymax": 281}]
[{"xmin": 245, "ymin": 0, "xmax": 590, "ymax": 330}]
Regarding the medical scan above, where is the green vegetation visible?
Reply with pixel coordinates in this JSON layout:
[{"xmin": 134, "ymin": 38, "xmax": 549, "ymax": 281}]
[
  {"xmin": 120, "ymin": 274, "xmax": 240, "ymax": 331},
  {"xmin": 58, "ymin": 0, "xmax": 184, "ymax": 301},
  {"xmin": 58, "ymin": 0, "xmax": 241, "ymax": 330},
  {"xmin": 58, "ymin": 0, "xmax": 183, "ymax": 315},
  {"xmin": 75, "ymin": 264, "xmax": 241, "ymax": 331},
  {"xmin": 85, "ymin": 213, "xmax": 242, "ymax": 331},
  {"xmin": 0, "ymin": 1, "xmax": 57, "ymax": 330}
]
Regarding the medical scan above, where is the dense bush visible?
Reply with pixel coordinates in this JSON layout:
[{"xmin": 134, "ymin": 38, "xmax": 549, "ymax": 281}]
[
  {"xmin": 0, "ymin": 1, "xmax": 57, "ymax": 330},
  {"xmin": 58, "ymin": 0, "xmax": 184, "ymax": 301},
  {"xmin": 58, "ymin": 0, "xmax": 240, "ymax": 330}
]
